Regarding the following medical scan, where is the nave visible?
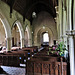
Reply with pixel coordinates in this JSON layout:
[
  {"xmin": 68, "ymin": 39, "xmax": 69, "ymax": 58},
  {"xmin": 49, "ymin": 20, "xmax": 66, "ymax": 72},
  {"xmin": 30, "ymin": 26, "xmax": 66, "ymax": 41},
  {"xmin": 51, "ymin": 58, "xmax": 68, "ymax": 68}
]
[
  {"xmin": 0, "ymin": 0, "xmax": 75, "ymax": 75},
  {"xmin": 0, "ymin": 46, "xmax": 68, "ymax": 75}
]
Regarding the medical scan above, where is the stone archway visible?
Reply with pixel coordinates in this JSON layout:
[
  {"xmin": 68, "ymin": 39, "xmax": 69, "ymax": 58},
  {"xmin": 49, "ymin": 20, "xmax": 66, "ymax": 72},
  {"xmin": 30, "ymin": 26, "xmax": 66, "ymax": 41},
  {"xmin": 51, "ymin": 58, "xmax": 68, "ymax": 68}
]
[
  {"xmin": 42, "ymin": 32, "xmax": 49, "ymax": 44},
  {"xmin": 0, "ymin": 12, "xmax": 11, "ymax": 51},
  {"xmin": 12, "ymin": 20, "xmax": 25, "ymax": 48},
  {"xmin": 34, "ymin": 27, "xmax": 54, "ymax": 47},
  {"xmin": 32, "ymin": 11, "xmax": 58, "ymax": 47}
]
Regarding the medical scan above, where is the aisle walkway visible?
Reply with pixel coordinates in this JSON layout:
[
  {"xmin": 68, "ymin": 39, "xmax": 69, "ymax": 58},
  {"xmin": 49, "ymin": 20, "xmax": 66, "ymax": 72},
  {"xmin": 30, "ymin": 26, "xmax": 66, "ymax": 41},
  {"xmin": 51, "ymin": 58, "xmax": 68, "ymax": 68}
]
[{"xmin": 1, "ymin": 66, "xmax": 25, "ymax": 75}]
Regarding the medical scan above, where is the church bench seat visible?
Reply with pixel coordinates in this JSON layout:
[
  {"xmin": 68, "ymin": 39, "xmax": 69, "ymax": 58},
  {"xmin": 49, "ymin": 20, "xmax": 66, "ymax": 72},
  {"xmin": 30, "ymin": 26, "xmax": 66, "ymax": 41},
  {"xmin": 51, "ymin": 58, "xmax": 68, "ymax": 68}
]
[
  {"xmin": 26, "ymin": 47, "xmax": 67, "ymax": 75},
  {"xmin": 3, "ymin": 55, "xmax": 8, "ymax": 66},
  {"xmin": 11, "ymin": 50, "xmax": 30, "ymax": 61},
  {"xmin": 0, "ymin": 55, "xmax": 20, "ymax": 66},
  {"xmin": 26, "ymin": 60, "xmax": 67, "ymax": 75},
  {"xmin": 22, "ymin": 47, "xmax": 38, "ymax": 53},
  {"xmin": 11, "ymin": 55, "xmax": 20, "ymax": 67},
  {"xmin": 3, "ymin": 49, "xmax": 32, "ymax": 64},
  {"xmin": 0, "ymin": 56, "xmax": 3, "ymax": 66},
  {"xmin": 4, "ymin": 52, "xmax": 24, "ymax": 64},
  {"xmin": 30, "ymin": 56, "xmax": 59, "ymax": 62}
]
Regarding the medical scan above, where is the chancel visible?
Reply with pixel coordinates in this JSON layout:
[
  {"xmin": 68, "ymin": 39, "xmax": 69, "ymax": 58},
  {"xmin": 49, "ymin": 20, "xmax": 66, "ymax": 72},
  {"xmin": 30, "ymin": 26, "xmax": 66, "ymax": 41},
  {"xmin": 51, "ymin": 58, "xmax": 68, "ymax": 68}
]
[{"xmin": 0, "ymin": 0, "xmax": 74, "ymax": 75}]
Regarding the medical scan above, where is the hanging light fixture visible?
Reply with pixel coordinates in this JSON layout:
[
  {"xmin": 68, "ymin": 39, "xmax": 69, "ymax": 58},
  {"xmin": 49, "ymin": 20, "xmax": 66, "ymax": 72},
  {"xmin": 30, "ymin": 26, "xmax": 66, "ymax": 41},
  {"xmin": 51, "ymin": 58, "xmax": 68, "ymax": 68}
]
[{"xmin": 32, "ymin": 12, "xmax": 36, "ymax": 18}]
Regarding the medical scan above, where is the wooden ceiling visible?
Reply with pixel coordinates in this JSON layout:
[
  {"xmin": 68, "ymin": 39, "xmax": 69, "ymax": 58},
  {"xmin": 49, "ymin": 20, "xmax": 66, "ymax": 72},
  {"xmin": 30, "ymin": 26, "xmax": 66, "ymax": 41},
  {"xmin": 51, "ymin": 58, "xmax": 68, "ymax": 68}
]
[{"xmin": 2, "ymin": 0, "xmax": 58, "ymax": 22}]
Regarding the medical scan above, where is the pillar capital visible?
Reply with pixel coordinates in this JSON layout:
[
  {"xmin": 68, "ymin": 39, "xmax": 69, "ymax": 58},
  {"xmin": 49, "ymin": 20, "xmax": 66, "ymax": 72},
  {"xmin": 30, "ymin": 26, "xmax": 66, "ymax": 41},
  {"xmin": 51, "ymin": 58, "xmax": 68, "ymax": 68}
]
[
  {"xmin": 60, "ymin": 35, "xmax": 68, "ymax": 38},
  {"xmin": 67, "ymin": 30, "xmax": 75, "ymax": 75},
  {"xmin": 66, "ymin": 30, "xmax": 75, "ymax": 36}
]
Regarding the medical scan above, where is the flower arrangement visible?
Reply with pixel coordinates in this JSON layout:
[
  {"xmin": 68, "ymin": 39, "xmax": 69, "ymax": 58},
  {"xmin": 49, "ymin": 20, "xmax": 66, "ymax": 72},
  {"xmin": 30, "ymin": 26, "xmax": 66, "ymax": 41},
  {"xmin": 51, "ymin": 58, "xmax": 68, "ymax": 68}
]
[{"xmin": 48, "ymin": 41, "xmax": 67, "ymax": 57}]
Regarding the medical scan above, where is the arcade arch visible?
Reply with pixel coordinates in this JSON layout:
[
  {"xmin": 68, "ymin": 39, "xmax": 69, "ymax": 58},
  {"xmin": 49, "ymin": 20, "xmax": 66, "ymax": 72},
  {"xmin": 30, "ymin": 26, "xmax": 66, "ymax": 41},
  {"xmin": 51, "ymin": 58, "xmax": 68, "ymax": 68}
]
[
  {"xmin": 34, "ymin": 27, "xmax": 54, "ymax": 46},
  {"xmin": 11, "ymin": 20, "xmax": 24, "ymax": 48},
  {"xmin": 0, "ymin": 12, "xmax": 11, "ymax": 51}
]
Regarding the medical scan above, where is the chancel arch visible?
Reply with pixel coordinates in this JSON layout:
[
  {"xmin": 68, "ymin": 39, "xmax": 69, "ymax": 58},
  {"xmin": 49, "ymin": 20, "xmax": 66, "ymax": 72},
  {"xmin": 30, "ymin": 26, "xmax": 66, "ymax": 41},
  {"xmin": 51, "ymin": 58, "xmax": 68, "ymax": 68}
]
[
  {"xmin": 33, "ymin": 11, "xmax": 57, "ymax": 47},
  {"xmin": 11, "ymin": 20, "xmax": 24, "ymax": 48},
  {"xmin": 0, "ymin": 12, "xmax": 11, "ymax": 51},
  {"xmin": 35, "ymin": 27, "xmax": 54, "ymax": 46}
]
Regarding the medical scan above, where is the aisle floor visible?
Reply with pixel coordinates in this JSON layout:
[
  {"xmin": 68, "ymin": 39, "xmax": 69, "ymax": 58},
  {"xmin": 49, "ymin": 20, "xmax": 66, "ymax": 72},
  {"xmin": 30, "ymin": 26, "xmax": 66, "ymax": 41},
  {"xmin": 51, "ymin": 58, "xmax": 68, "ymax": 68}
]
[{"xmin": 0, "ymin": 66, "xmax": 25, "ymax": 75}]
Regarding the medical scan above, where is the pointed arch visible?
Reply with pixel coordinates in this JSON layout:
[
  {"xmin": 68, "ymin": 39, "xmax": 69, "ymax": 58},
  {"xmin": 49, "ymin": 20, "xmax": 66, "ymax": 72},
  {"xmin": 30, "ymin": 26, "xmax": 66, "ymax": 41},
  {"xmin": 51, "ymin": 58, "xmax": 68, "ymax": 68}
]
[
  {"xmin": 12, "ymin": 20, "xmax": 25, "ymax": 48},
  {"xmin": 35, "ymin": 27, "xmax": 54, "ymax": 46},
  {"xmin": 0, "ymin": 12, "xmax": 11, "ymax": 38},
  {"xmin": 0, "ymin": 10, "xmax": 11, "ymax": 51}
]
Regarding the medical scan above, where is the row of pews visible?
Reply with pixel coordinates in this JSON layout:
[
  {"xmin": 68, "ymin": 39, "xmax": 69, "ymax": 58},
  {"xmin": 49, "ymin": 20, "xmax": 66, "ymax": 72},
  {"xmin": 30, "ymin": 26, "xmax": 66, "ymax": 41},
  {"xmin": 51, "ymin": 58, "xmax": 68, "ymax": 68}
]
[
  {"xmin": 26, "ymin": 47, "xmax": 67, "ymax": 75},
  {"xmin": 0, "ymin": 46, "xmax": 38, "ymax": 67}
]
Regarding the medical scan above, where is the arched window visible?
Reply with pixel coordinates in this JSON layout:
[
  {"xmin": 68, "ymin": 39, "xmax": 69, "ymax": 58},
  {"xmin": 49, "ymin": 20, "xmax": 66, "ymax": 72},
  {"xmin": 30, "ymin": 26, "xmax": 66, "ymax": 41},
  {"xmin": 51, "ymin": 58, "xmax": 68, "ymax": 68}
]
[{"xmin": 43, "ymin": 33, "xmax": 49, "ymax": 42}]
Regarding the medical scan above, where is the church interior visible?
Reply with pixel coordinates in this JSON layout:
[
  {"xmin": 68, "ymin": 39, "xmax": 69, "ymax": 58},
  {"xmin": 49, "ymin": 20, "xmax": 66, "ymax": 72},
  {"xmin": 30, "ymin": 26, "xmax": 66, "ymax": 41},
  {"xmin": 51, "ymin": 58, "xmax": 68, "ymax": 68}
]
[{"xmin": 0, "ymin": 0, "xmax": 74, "ymax": 75}]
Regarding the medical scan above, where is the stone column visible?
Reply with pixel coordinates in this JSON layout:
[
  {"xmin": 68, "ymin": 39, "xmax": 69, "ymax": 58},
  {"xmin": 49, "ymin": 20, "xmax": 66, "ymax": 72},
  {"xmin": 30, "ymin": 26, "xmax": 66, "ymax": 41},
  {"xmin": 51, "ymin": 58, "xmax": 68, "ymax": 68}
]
[
  {"xmin": 66, "ymin": 31, "xmax": 75, "ymax": 75},
  {"xmin": 73, "ymin": 0, "xmax": 75, "ymax": 73},
  {"xmin": 20, "ymin": 38, "xmax": 25, "ymax": 48},
  {"xmin": 55, "ymin": 5, "xmax": 59, "ymax": 39},
  {"xmin": 73, "ymin": 0, "xmax": 75, "ymax": 30},
  {"xmin": 6, "ymin": 37, "xmax": 12, "ymax": 52},
  {"xmin": 56, "ymin": 13, "xmax": 59, "ymax": 39},
  {"xmin": 67, "ymin": 0, "xmax": 74, "ymax": 75},
  {"xmin": 59, "ymin": 0, "xmax": 63, "ymax": 38},
  {"xmin": 28, "ymin": 38, "xmax": 32, "ymax": 47},
  {"xmin": 68, "ymin": 0, "xmax": 72, "ymax": 31},
  {"xmin": 66, "ymin": 0, "xmax": 69, "ymax": 31},
  {"xmin": 69, "ymin": 36, "xmax": 74, "ymax": 75},
  {"xmin": 63, "ymin": 10, "xmax": 66, "ymax": 35},
  {"xmin": 62, "ymin": 0, "xmax": 67, "ymax": 51}
]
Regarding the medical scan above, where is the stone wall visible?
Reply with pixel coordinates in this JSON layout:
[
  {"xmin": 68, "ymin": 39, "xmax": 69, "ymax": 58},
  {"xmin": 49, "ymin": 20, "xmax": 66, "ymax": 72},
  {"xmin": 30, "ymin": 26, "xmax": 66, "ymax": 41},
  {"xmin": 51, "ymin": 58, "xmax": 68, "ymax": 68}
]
[
  {"xmin": 0, "ymin": 1, "xmax": 32, "ymax": 48},
  {"xmin": 32, "ymin": 11, "xmax": 58, "ymax": 46}
]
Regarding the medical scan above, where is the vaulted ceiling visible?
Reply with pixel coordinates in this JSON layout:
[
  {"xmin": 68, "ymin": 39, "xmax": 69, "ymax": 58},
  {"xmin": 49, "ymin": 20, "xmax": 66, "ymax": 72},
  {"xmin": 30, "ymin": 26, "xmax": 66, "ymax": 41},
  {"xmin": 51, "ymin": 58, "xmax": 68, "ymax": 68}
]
[{"xmin": 2, "ymin": 0, "xmax": 58, "ymax": 22}]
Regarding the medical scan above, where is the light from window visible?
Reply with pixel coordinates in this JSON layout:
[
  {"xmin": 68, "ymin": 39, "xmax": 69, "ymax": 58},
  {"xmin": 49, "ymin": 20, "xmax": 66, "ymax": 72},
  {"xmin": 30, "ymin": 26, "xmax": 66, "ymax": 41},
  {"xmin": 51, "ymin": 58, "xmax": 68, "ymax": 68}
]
[{"xmin": 43, "ymin": 33, "xmax": 49, "ymax": 42}]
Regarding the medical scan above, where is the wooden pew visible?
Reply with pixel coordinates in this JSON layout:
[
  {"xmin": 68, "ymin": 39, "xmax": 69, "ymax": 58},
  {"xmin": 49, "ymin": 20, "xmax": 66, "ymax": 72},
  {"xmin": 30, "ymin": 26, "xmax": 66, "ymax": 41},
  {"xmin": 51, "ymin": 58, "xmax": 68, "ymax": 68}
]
[
  {"xmin": 3, "ymin": 55, "xmax": 8, "ymax": 66},
  {"xmin": 3, "ymin": 49, "xmax": 31, "ymax": 64},
  {"xmin": 11, "ymin": 50, "xmax": 30, "ymax": 62},
  {"xmin": 22, "ymin": 47, "xmax": 38, "ymax": 54},
  {"xmin": 4, "ymin": 51, "xmax": 24, "ymax": 64},
  {"xmin": 0, "ymin": 54, "xmax": 20, "ymax": 67},
  {"xmin": 12, "ymin": 55, "xmax": 20, "ymax": 66},
  {"xmin": 31, "ymin": 56, "xmax": 59, "ymax": 62},
  {"xmin": 0, "ymin": 55, "xmax": 3, "ymax": 66},
  {"xmin": 0, "ymin": 46, "xmax": 39, "ymax": 67},
  {"xmin": 26, "ymin": 47, "xmax": 67, "ymax": 75},
  {"xmin": 30, "ymin": 49, "xmax": 60, "ymax": 62},
  {"xmin": 26, "ymin": 60, "xmax": 67, "ymax": 75}
]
